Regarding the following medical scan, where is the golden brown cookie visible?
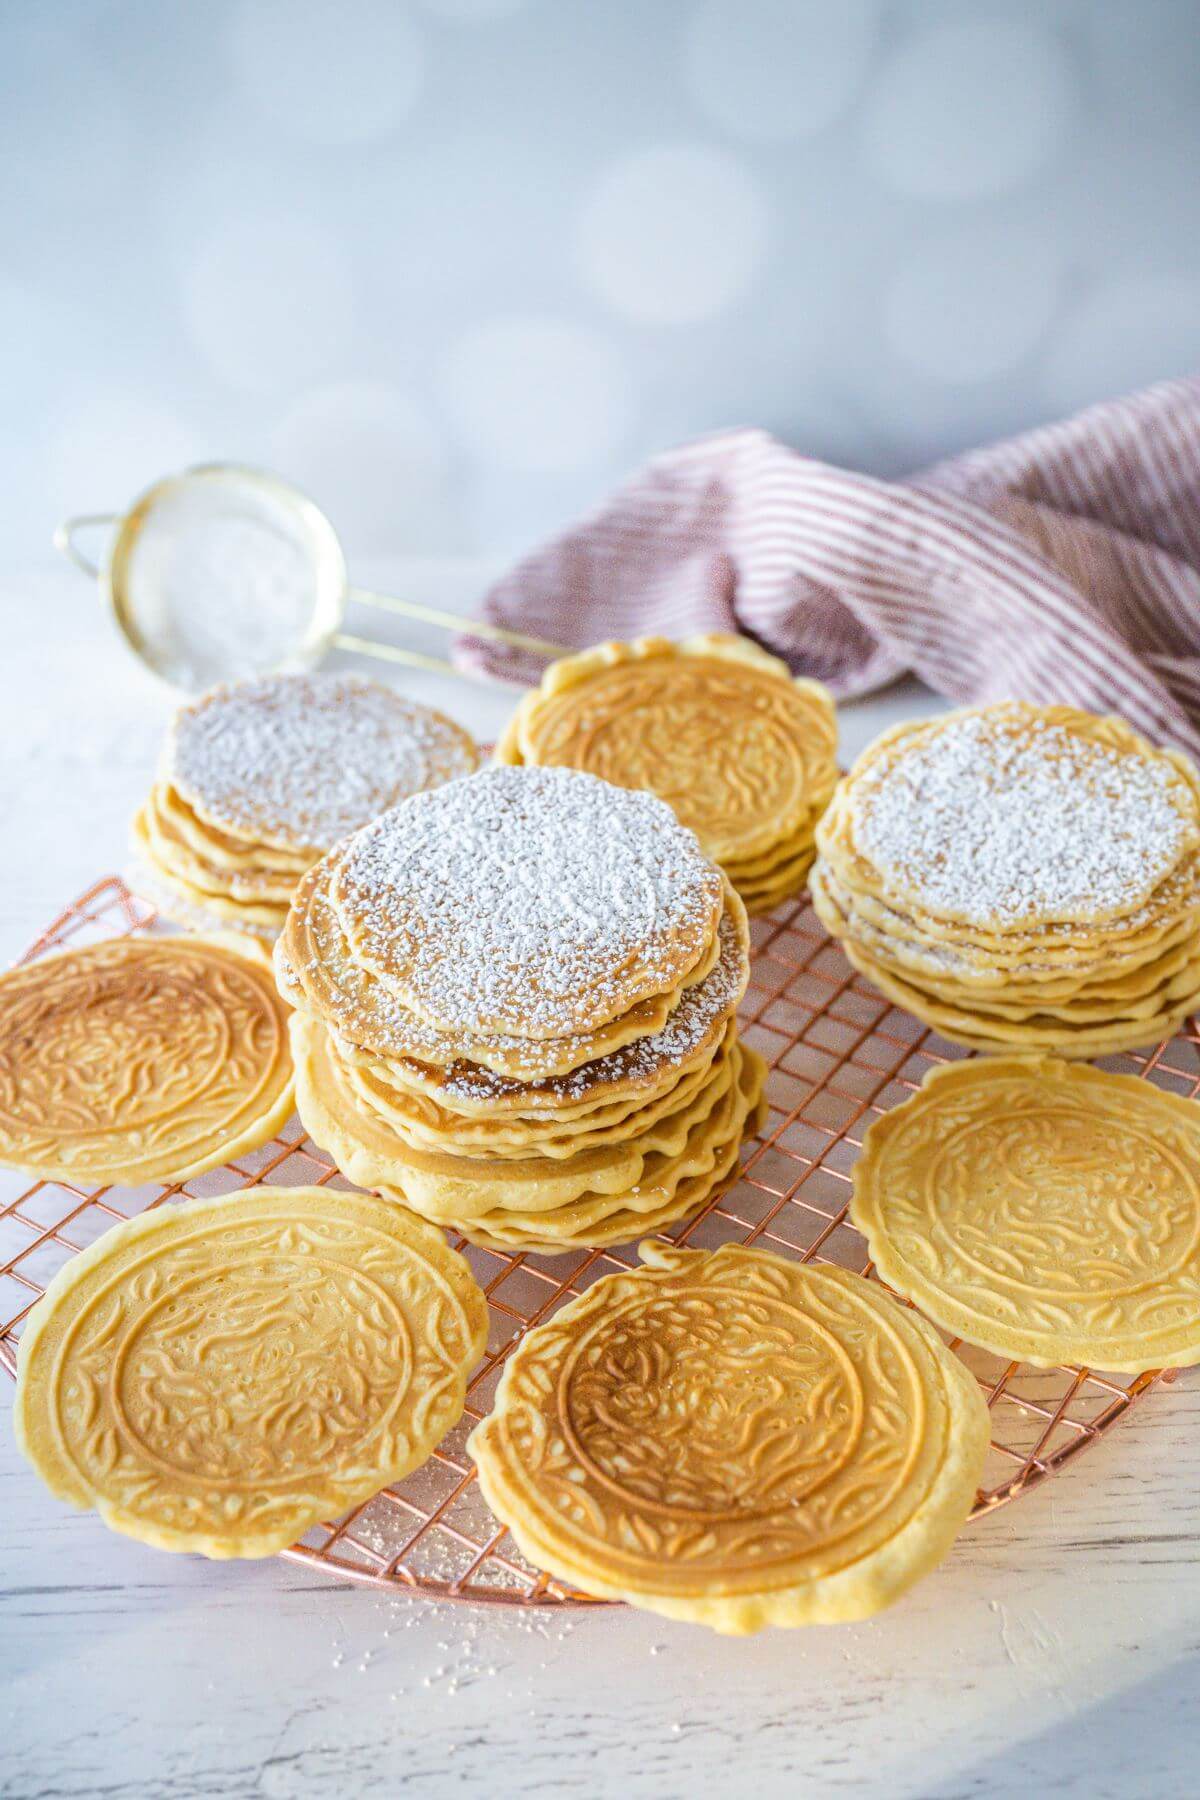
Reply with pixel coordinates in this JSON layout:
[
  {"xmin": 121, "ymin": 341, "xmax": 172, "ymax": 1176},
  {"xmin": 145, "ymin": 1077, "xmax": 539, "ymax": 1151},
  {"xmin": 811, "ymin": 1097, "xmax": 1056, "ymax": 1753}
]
[
  {"xmin": 277, "ymin": 860, "xmax": 727, "ymax": 1081},
  {"xmin": 15, "ymin": 1187, "xmax": 487, "ymax": 1556},
  {"xmin": 342, "ymin": 892, "xmax": 745, "ymax": 1121},
  {"xmin": 292, "ymin": 1011, "xmax": 742, "ymax": 1220},
  {"xmin": 436, "ymin": 1047, "xmax": 767, "ymax": 1253},
  {"xmin": 0, "ymin": 935, "xmax": 294, "ymax": 1184},
  {"xmin": 330, "ymin": 765, "xmax": 724, "ymax": 1042},
  {"xmin": 339, "ymin": 1019, "xmax": 736, "ymax": 1160},
  {"xmin": 853, "ymin": 1057, "xmax": 1200, "ymax": 1370},
  {"xmin": 166, "ymin": 672, "xmax": 480, "ymax": 854},
  {"xmin": 469, "ymin": 1241, "xmax": 987, "ymax": 1629},
  {"xmin": 840, "ymin": 704, "xmax": 1199, "ymax": 931}
]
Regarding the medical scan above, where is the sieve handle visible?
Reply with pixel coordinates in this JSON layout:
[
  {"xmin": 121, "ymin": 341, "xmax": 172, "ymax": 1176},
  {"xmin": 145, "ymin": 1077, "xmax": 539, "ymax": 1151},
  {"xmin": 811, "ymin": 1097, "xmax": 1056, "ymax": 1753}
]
[
  {"xmin": 332, "ymin": 632, "xmax": 528, "ymax": 687},
  {"xmin": 54, "ymin": 513, "xmax": 120, "ymax": 581},
  {"xmin": 346, "ymin": 585, "xmax": 567, "ymax": 660}
]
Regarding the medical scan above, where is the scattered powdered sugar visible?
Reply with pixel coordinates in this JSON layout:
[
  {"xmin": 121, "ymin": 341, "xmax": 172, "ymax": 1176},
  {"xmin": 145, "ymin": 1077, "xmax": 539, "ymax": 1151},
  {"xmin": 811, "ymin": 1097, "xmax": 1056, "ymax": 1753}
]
[
  {"xmin": 286, "ymin": 864, "xmax": 686, "ymax": 1074},
  {"xmin": 168, "ymin": 673, "xmax": 477, "ymax": 851},
  {"xmin": 334, "ymin": 765, "xmax": 723, "ymax": 1039},
  {"xmin": 434, "ymin": 904, "xmax": 747, "ymax": 1106},
  {"xmin": 852, "ymin": 710, "xmax": 1196, "ymax": 927}
]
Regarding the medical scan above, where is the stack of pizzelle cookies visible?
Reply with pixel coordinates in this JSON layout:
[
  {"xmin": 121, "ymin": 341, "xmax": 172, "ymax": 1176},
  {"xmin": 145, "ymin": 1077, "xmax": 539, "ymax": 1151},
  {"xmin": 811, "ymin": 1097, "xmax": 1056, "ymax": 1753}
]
[
  {"xmin": 132, "ymin": 672, "xmax": 479, "ymax": 937},
  {"xmin": 811, "ymin": 701, "xmax": 1200, "ymax": 1056},
  {"xmin": 277, "ymin": 763, "xmax": 767, "ymax": 1254},
  {"xmin": 496, "ymin": 635, "xmax": 838, "ymax": 914}
]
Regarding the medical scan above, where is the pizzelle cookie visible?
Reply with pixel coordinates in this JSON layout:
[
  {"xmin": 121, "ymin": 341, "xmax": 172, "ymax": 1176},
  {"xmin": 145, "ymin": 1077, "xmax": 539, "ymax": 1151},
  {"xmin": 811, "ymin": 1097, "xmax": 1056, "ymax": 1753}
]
[
  {"xmin": 496, "ymin": 635, "xmax": 838, "ymax": 914},
  {"xmin": 469, "ymin": 1242, "xmax": 988, "ymax": 1631},
  {"xmin": 853, "ymin": 1057, "xmax": 1200, "ymax": 1371},
  {"xmin": 169, "ymin": 672, "xmax": 480, "ymax": 852},
  {"xmin": 846, "ymin": 707, "xmax": 1199, "ymax": 928},
  {"xmin": 331, "ymin": 765, "xmax": 724, "ymax": 1040},
  {"xmin": 812, "ymin": 703, "xmax": 1200, "ymax": 1055},
  {"xmin": 132, "ymin": 672, "xmax": 479, "ymax": 937},
  {"xmin": 0, "ymin": 935, "xmax": 294, "ymax": 1185},
  {"xmin": 14, "ymin": 1187, "xmax": 487, "ymax": 1557},
  {"xmin": 277, "ymin": 857, "xmax": 725, "ymax": 1083}
]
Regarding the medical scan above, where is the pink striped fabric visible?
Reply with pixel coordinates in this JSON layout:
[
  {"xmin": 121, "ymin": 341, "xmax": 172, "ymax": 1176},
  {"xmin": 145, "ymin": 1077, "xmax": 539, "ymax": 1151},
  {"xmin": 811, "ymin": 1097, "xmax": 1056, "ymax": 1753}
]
[{"xmin": 457, "ymin": 377, "xmax": 1200, "ymax": 760}]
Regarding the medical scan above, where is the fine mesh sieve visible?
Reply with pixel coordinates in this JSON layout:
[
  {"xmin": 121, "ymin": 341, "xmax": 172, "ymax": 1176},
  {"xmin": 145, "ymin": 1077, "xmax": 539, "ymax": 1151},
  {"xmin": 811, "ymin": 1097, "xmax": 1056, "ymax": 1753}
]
[{"xmin": 55, "ymin": 463, "xmax": 564, "ymax": 692}]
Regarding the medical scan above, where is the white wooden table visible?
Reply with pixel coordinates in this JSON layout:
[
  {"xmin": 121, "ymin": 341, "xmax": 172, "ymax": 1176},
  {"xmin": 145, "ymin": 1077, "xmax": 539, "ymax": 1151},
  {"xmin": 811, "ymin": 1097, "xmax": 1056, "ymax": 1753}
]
[{"xmin": 3, "ymin": 556, "xmax": 1197, "ymax": 1800}]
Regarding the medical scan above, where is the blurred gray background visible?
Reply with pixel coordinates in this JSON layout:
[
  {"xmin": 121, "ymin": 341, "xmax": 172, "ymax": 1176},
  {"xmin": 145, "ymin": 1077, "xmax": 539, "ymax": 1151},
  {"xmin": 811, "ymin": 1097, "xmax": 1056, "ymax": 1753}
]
[{"xmin": 4, "ymin": 0, "xmax": 1199, "ymax": 571}]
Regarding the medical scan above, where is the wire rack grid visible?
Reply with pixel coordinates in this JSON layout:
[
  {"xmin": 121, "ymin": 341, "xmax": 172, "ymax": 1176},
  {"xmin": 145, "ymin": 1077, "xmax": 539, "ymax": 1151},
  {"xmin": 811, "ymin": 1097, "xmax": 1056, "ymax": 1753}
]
[{"xmin": 0, "ymin": 874, "xmax": 1183, "ymax": 1609}]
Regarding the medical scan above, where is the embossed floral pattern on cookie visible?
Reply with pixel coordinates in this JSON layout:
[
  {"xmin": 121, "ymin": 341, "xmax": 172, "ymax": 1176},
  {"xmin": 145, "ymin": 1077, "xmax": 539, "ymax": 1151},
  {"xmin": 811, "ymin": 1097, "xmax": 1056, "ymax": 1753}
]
[
  {"xmin": 0, "ymin": 935, "xmax": 294, "ymax": 1184},
  {"xmin": 15, "ymin": 1187, "xmax": 488, "ymax": 1557},
  {"xmin": 469, "ymin": 1240, "xmax": 988, "ymax": 1630},
  {"xmin": 852, "ymin": 1057, "xmax": 1200, "ymax": 1371}
]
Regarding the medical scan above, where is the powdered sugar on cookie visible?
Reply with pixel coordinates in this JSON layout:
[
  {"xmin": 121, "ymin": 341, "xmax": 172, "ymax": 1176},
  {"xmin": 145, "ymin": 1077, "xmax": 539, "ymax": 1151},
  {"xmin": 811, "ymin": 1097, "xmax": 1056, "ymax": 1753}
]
[
  {"xmin": 851, "ymin": 709, "xmax": 1197, "ymax": 928},
  {"xmin": 332, "ymin": 765, "xmax": 724, "ymax": 1040},
  {"xmin": 167, "ymin": 673, "xmax": 478, "ymax": 851}
]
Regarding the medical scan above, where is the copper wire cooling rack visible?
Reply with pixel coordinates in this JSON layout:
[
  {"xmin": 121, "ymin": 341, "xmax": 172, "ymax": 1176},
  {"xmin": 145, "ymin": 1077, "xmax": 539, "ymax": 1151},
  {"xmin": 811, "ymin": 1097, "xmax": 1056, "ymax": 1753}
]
[{"xmin": 0, "ymin": 875, "xmax": 1183, "ymax": 1608}]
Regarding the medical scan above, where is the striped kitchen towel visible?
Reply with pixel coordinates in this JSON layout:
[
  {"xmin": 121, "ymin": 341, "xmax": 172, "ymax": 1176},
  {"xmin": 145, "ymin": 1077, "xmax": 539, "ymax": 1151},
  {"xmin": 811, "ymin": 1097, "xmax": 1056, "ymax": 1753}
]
[{"xmin": 458, "ymin": 377, "xmax": 1200, "ymax": 760}]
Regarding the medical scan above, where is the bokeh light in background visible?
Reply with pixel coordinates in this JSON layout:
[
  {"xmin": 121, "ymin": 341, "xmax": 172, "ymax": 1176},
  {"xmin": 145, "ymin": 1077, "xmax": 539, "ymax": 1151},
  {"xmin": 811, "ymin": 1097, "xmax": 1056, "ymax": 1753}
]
[{"xmin": 3, "ymin": 0, "xmax": 1199, "ymax": 567}]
